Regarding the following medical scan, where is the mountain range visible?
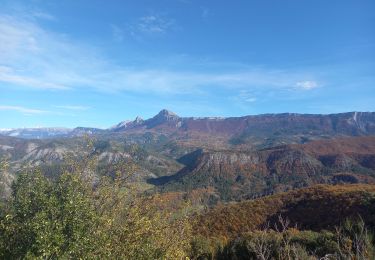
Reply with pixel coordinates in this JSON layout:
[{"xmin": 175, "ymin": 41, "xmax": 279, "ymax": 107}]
[
  {"xmin": 2, "ymin": 110, "xmax": 375, "ymax": 141},
  {"xmin": 1, "ymin": 110, "xmax": 375, "ymax": 203}
]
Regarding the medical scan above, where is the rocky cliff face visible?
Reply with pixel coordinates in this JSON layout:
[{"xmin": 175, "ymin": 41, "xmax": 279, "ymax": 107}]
[
  {"xmin": 108, "ymin": 111, "xmax": 375, "ymax": 149},
  {"xmin": 110, "ymin": 111, "xmax": 375, "ymax": 135},
  {"xmin": 151, "ymin": 136, "xmax": 375, "ymax": 201},
  {"xmin": 145, "ymin": 109, "xmax": 181, "ymax": 129}
]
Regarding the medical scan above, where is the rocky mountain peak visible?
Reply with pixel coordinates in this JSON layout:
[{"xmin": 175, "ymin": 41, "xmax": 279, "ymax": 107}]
[
  {"xmin": 152, "ymin": 109, "xmax": 179, "ymax": 122},
  {"xmin": 134, "ymin": 116, "xmax": 144, "ymax": 123},
  {"xmin": 110, "ymin": 116, "xmax": 144, "ymax": 131},
  {"xmin": 144, "ymin": 109, "xmax": 180, "ymax": 128},
  {"xmin": 156, "ymin": 109, "xmax": 179, "ymax": 118}
]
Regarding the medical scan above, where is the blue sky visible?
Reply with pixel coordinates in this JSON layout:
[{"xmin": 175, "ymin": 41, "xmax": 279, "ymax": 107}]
[{"xmin": 0, "ymin": 0, "xmax": 374, "ymax": 128}]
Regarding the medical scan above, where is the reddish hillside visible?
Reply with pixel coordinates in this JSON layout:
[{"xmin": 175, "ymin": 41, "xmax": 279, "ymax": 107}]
[
  {"xmin": 195, "ymin": 184, "xmax": 375, "ymax": 239},
  {"xmin": 113, "ymin": 111, "xmax": 375, "ymax": 145},
  {"xmin": 298, "ymin": 136, "xmax": 375, "ymax": 156},
  {"xmin": 151, "ymin": 136, "xmax": 375, "ymax": 201}
]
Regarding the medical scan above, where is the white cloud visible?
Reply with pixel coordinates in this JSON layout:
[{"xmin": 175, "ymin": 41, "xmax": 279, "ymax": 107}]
[
  {"xmin": 0, "ymin": 105, "xmax": 47, "ymax": 115},
  {"xmin": 295, "ymin": 80, "xmax": 319, "ymax": 90}
]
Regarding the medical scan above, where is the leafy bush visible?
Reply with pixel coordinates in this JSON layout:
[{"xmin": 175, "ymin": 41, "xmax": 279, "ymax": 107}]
[{"xmin": 0, "ymin": 161, "xmax": 192, "ymax": 259}]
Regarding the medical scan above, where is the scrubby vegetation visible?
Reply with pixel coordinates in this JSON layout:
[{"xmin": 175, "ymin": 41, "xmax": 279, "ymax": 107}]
[
  {"xmin": 2, "ymin": 163, "xmax": 375, "ymax": 259},
  {"xmin": 191, "ymin": 217, "xmax": 375, "ymax": 259},
  {"xmin": 195, "ymin": 184, "xmax": 375, "ymax": 239},
  {"xmin": 190, "ymin": 185, "xmax": 375, "ymax": 259},
  {"xmin": 0, "ymin": 153, "xmax": 192, "ymax": 259}
]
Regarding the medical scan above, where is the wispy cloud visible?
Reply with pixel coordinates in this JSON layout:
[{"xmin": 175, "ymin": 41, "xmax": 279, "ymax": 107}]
[
  {"xmin": 231, "ymin": 90, "xmax": 258, "ymax": 105},
  {"xmin": 0, "ymin": 105, "xmax": 47, "ymax": 115},
  {"xmin": 29, "ymin": 11, "xmax": 56, "ymax": 21},
  {"xmin": 0, "ymin": 12, "xmax": 323, "ymax": 97},
  {"xmin": 295, "ymin": 80, "xmax": 319, "ymax": 90},
  {"xmin": 0, "ymin": 14, "xmax": 103, "ymax": 90},
  {"xmin": 0, "ymin": 66, "xmax": 68, "ymax": 90},
  {"xmin": 111, "ymin": 24, "xmax": 124, "ymax": 42},
  {"xmin": 239, "ymin": 90, "xmax": 257, "ymax": 103},
  {"xmin": 85, "ymin": 68, "xmax": 318, "ymax": 95},
  {"xmin": 54, "ymin": 105, "xmax": 91, "ymax": 111},
  {"xmin": 132, "ymin": 15, "xmax": 175, "ymax": 35}
]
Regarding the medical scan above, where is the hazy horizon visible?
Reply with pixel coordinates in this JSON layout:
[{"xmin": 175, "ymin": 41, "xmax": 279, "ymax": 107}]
[{"xmin": 1, "ymin": 110, "xmax": 374, "ymax": 130}]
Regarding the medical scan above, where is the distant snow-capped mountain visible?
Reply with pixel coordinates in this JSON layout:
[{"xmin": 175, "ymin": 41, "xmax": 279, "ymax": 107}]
[
  {"xmin": 0, "ymin": 128, "xmax": 72, "ymax": 139},
  {"xmin": 110, "ymin": 116, "xmax": 144, "ymax": 131},
  {"xmin": 0, "ymin": 127, "xmax": 105, "ymax": 139}
]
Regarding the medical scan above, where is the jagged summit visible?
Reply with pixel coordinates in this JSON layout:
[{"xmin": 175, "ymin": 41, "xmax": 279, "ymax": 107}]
[
  {"xmin": 144, "ymin": 109, "xmax": 180, "ymax": 129},
  {"xmin": 134, "ymin": 116, "xmax": 144, "ymax": 123},
  {"xmin": 111, "ymin": 116, "xmax": 144, "ymax": 131},
  {"xmin": 156, "ymin": 109, "xmax": 179, "ymax": 118}
]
